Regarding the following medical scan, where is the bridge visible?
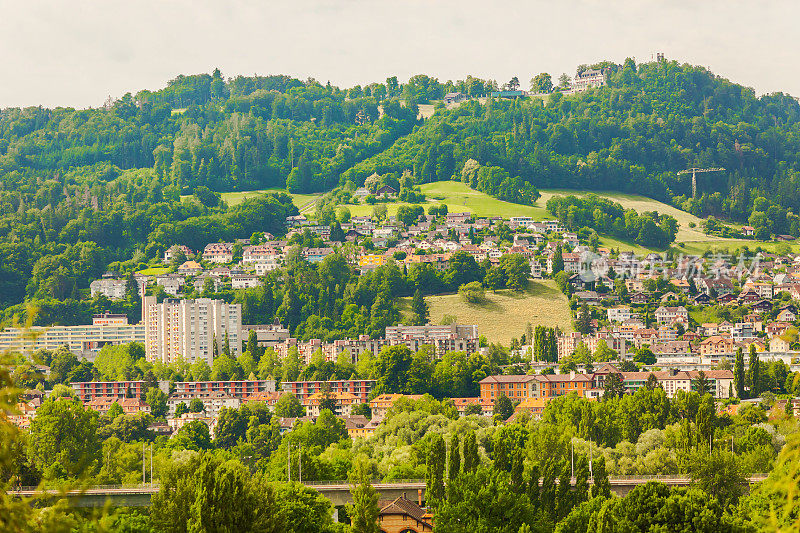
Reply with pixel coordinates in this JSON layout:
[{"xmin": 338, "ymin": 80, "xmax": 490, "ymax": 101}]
[{"xmin": 12, "ymin": 475, "xmax": 767, "ymax": 508}]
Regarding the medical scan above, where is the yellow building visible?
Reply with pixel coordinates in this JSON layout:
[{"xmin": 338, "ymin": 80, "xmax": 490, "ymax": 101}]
[{"xmin": 358, "ymin": 254, "xmax": 388, "ymax": 268}]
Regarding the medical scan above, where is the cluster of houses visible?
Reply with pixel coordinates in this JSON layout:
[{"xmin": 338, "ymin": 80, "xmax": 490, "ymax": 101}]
[
  {"xmin": 88, "ymin": 212, "xmax": 569, "ymax": 300},
  {"xmin": 545, "ymin": 245, "xmax": 800, "ymax": 371}
]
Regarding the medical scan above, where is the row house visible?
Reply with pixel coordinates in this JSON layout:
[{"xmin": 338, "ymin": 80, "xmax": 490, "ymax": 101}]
[
  {"xmin": 446, "ymin": 212, "xmax": 471, "ymax": 224},
  {"xmin": 450, "ymin": 396, "xmax": 494, "ymax": 417},
  {"xmin": 71, "ymin": 380, "xmax": 169, "ymax": 402},
  {"xmin": 650, "ymin": 340, "xmax": 692, "ymax": 355},
  {"xmin": 86, "ymin": 397, "xmax": 151, "ymax": 415},
  {"xmin": 203, "ymin": 242, "xmax": 234, "ymax": 263}
]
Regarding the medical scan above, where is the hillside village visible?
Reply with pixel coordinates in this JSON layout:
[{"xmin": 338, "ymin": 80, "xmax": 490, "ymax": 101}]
[{"xmin": 7, "ymin": 197, "xmax": 800, "ymax": 438}]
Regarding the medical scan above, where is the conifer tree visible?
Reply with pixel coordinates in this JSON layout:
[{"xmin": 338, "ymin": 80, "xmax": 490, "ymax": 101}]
[
  {"xmin": 734, "ymin": 347, "xmax": 745, "ymax": 398},
  {"xmin": 426, "ymin": 434, "xmax": 446, "ymax": 506},
  {"xmin": 749, "ymin": 344, "xmax": 760, "ymax": 397},
  {"xmin": 411, "ymin": 288, "xmax": 429, "ymax": 326},
  {"xmin": 462, "ymin": 431, "xmax": 479, "ymax": 474},
  {"xmin": 592, "ymin": 457, "xmax": 611, "ymax": 499},
  {"xmin": 448, "ymin": 433, "xmax": 460, "ymax": 482}
]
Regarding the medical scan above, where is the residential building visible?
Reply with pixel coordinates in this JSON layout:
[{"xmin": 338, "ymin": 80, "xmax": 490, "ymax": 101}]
[
  {"xmin": 572, "ymin": 68, "xmax": 606, "ymax": 92},
  {"xmin": 281, "ymin": 380, "xmax": 376, "ymax": 404},
  {"xmin": 699, "ymin": 336, "xmax": 736, "ymax": 356},
  {"xmin": 0, "ymin": 323, "xmax": 145, "ymax": 359},
  {"xmin": 231, "ymin": 273, "xmax": 261, "ymax": 289},
  {"xmin": 443, "ymin": 92, "xmax": 466, "ymax": 104},
  {"xmin": 369, "ymin": 393, "xmax": 424, "ymax": 418},
  {"xmin": 241, "ymin": 323, "xmax": 291, "ymax": 347},
  {"xmin": 143, "ymin": 297, "xmax": 241, "ymax": 365},
  {"xmin": 607, "ymin": 306, "xmax": 633, "ymax": 323},
  {"xmin": 155, "ymin": 274, "xmax": 184, "ymax": 296},
  {"xmin": 450, "ymin": 396, "xmax": 493, "ymax": 417},
  {"xmin": 163, "ymin": 245, "xmax": 193, "ymax": 263},
  {"xmin": 86, "ymin": 397, "xmax": 151, "ymax": 415},
  {"xmin": 377, "ymin": 496, "xmax": 434, "ymax": 533},
  {"xmin": 303, "ymin": 391, "xmax": 360, "ymax": 417},
  {"xmin": 167, "ymin": 391, "xmax": 241, "ymax": 418},
  {"xmin": 177, "ymin": 261, "xmax": 203, "ymax": 276},
  {"xmin": 72, "ymin": 380, "xmax": 169, "ymax": 402},
  {"xmin": 384, "ymin": 324, "xmax": 479, "ymax": 357},
  {"xmin": 203, "ymin": 243, "xmax": 234, "ymax": 263},
  {"xmin": 92, "ymin": 312, "xmax": 130, "ymax": 326},
  {"xmin": 174, "ymin": 380, "xmax": 276, "ymax": 399},
  {"xmin": 90, "ymin": 278, "xmax": 128, "ymax": 299},
  {"xmin": 655, "ymin": 306, "xmax": 689, "ymax": 325}
]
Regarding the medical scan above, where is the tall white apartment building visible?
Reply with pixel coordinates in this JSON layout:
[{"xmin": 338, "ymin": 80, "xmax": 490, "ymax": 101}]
[{"xmin": 143, "ymin": 297, "xmax": 241, "ymax": 365}]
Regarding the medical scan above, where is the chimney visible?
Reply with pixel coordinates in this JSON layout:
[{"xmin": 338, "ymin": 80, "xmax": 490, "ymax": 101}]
[
  {"xmin": 403, "ymin": 492, "xmax": 407, "ymax": 500},
  {"xmin": 418, "ymin": 489, "xmax": 423, "ymax": 506}
]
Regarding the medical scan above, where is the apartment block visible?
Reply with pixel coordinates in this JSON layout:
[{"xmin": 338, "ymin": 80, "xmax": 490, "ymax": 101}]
[
  {"xmin": 281, "ymin": 379, "xmax": 376, "ymax": 404},
  {"xmin": 143, "ymin": 296, "xmax": 241, "ymax": 365},
  {"xmin": 0, "ymin": 323, "xmax": 145, "ymax": 359}
]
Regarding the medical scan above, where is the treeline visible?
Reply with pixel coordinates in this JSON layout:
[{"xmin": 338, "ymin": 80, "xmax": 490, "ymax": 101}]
[
  {"xmin": 0, "ymin": 166, "xmax": 297, "ymax": 307},
  {"xmin": 546, "ymin": 194, "xmax": 679, "ymax": 248},
  {"xmin": 345, "ymin": 60, "xmax": 800, "ymax": 225}
]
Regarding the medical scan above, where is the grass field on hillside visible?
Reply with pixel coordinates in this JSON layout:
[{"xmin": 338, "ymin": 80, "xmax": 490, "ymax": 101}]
[
  {"xmin": 208, "ymin": 182, "xmax": 797, "ymax": 253},
  {"xmin": 400, "ymin": 280, "xmax": 573, "ymax": 344},
  {"xmin": 219, "ymin": 189, "xmax": 323, "ymax": 212},
  {"xmin": 137, "ymin": 266, "xmax": 169, "ymax": 276},
  {"xmin": 347, "ymin": 181, "xmax": 553, "ymax": 219}
]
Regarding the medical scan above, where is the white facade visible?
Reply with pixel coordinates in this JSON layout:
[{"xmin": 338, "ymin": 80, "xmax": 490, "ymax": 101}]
[
  {"xmin": 90, "ymin": 278, "xmax": 128, "ymax": 299},
  {"xmin": 607, "ymin": 306, "xmax": 633, "ymax": 323},
  {"xmin": 0, "ymin": 324, "xmax": 144, "ymax": 359},
  {"xmin": 143, "ymin": 297, "xmax": 241, "ymax": 365}
]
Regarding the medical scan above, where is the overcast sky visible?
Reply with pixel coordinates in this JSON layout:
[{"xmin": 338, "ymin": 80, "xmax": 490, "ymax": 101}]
[{"xmin": 1, "ymin": 0, "xmax": 797, "ymax": 109}]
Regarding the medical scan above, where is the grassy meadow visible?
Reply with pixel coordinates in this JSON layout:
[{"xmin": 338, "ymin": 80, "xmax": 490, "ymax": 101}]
[{"xmin": 400, "ymin": 280, "xmax": 573, "ymax": 345}]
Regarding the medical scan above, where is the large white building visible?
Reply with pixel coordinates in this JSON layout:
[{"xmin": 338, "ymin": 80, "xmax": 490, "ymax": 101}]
[
  {"xmin": 0, "ymin": 318, "xmax": 144, "ymax": 359},
  {"xmin": 571, "ymin": 69, "xmax": 606, "ymax": 92},
  {"xmin": 143, "ymin": 297, "xmax": 241, "ymax": 365}
]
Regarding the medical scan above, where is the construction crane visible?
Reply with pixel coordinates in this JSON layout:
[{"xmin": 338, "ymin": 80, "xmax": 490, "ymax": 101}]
[{"xmin": 677, "ymin": 167, "xmax": 725, "ymax": 199}]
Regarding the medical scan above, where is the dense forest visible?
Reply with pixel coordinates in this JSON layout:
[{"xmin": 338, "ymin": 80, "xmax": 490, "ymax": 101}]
[{"xmin": 3, "ymin": 60, "xmax": 800, "ymax": 313}]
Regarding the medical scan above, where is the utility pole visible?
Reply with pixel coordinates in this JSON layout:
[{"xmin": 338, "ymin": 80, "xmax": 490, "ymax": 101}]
[
  {"xmin": 142, "ymin": 442, "xmax": 146, "ymax": 484},
  {"xmin": 589, "ymin": 440, "xmax": 593, "ymax": 480},
  {"xmin": 677, "ymin": 167, "xmax": 725, "ymax": 199},
  {"xmin": 150, "ymin": 444, "xmax": 153, "ymax": 485},
  {"xmin": 287, "ymin": 443, "xmax": 291, "ymax": 482},
  {"xmin": 299, "ymin": 447, "xmax": 302, "ymax": 483}
]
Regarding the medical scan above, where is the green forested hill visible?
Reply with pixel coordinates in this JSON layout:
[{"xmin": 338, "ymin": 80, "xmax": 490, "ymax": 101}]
[{"xmin": 2, "ymin": 60, "xmax": 800, "ymax": 310}]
